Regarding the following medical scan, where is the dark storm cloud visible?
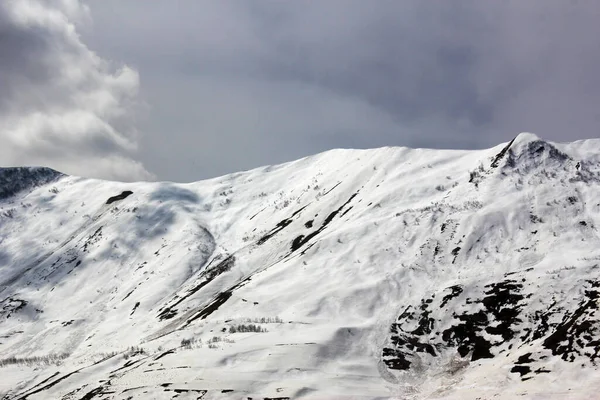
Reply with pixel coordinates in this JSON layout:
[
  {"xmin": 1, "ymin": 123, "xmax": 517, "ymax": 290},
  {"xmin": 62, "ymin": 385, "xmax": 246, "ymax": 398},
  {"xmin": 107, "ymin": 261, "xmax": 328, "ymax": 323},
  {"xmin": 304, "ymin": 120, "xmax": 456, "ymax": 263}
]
[
  {"xmin": 247, "ymin": 2, "xmax": 493, "ymax": 125},
  {"xmin": 80, "ymin": 0, "xmax": 600, "ymax": 182},
  {"xmin": 0, "ymin": 1, "xmax": 152, "ymax": 181},
  {"xmin": 242, "ymin": 1, "xmax": 600, "ymax": 144},
  {"xmin": 0, "ymin": 9, "xmax": 51, "ymax": 113}
]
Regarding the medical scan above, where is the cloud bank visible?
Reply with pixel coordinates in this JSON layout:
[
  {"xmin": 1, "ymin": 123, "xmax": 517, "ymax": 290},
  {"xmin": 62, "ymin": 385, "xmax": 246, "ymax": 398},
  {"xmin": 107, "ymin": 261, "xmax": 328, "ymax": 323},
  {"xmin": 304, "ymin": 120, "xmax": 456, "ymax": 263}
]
[
  {"xmin": 83, "ymin": 1, "xmax": 600, "ymax": 182},
  {"xmin": 2, "ymin": 1, "xmax": 599, "ymax": 182},
  {"xmin": 0, "ymin": 0, "xmax": 152, "ymax": 181}
]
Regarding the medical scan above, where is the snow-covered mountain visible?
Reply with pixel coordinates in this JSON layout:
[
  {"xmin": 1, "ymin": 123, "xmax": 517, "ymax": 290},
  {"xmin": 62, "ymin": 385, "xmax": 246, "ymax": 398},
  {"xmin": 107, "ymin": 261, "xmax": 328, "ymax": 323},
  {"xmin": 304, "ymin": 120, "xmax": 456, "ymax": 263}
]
[{"xmin": 1, "ymin": 133, "xmax": 600, "ymax": 399}]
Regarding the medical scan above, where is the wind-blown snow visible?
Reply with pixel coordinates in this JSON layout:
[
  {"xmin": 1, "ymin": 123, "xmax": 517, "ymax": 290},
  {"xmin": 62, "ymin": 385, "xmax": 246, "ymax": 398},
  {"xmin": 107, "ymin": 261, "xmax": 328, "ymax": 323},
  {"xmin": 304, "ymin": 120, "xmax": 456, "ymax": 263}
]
[{"xmin": 1, "ymin": 133, "xmax": 600, "ymax": 399}]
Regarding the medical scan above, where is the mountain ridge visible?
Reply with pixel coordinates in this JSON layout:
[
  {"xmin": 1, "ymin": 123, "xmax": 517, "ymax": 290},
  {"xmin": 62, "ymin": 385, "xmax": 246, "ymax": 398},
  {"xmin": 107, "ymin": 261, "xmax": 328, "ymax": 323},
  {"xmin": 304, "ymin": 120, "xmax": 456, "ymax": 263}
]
[{"xmin": 1, "ymin": 133, "xmax": 600, "ymax": 399}]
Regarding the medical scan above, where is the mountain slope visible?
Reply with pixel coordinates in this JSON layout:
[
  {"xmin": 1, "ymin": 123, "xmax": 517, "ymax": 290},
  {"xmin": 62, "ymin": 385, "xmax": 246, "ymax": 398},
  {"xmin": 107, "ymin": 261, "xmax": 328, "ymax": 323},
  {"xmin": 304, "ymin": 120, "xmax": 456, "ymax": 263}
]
[{"xmin": 1, "ymin": 133, "xmax": 600, "ymax": 399}]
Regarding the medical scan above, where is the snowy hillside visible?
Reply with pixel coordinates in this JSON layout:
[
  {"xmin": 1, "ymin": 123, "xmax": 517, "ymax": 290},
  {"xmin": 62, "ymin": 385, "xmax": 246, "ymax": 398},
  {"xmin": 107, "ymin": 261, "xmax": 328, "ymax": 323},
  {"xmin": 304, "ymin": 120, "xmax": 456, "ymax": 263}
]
[{"xmin": 1, "ymin": 133, "xmax": 600, "ymax": 399}]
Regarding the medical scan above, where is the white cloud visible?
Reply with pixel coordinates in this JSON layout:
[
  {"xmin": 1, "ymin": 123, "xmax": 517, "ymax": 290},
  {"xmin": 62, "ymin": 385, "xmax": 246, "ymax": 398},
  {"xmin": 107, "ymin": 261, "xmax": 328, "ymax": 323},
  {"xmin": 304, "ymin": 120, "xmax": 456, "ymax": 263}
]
[{"xmin": 0, "ymin": 0, "xmax": 153, "ymax": 181}]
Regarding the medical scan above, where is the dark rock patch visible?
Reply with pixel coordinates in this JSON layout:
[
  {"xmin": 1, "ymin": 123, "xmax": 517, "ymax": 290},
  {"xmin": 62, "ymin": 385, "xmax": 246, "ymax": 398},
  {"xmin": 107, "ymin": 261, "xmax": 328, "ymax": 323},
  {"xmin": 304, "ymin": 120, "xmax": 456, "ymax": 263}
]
[
  {"xmin": 82, "ymin": 227, "xmax": 103, "ymax": 253},
  {"xmin": 0, "ymin": 167, "xmax": 64, "ymax": 201},
  {"xmin": 491, "ymin": 137, "xmax": 517, "ymax": 168},
  {"xmin": 1, "ymin": 297, "xmax": 28, "ymax": 319},
  {"xmin": 14, "ymin": 370, "xmax": 80, "ymax": 399},
  {"xmin": 77, "ymin": 386, "xmax": 114, "ymax": 400},
  {"xmin": 257, "ymin": 206, "xmax": 308, "ymax": 245},
  {"xmin": 290, "ymin": 192, "xmax": 358, "ymax": 253},
  {"xmin": 130, "ymin": 302, "xmax": 140, "ymax": 316},
  {"xmin": 510, "ymin": 365, "xmax": 531, "ymax": 377},
  {"xmin": 158, "ymin": 255, "xmax": 235, "ymax": 321},
  {"xmin": 515, "ymin": 353, "xmax": 533, "ymax": 364},
  {"xmin": 185, "ymin": 290, "xmax": 232, "ymax": 324},
  {"xmin": 440, "ymin": 286, "xmax": 463, "ymax": 308},
  {"xmin": 443, "ymin": 310, "xmax": 493, "ymax": 360},
  {"xmin": 122, "ymin": 289, "xmax": 136, "ymax": 302},
  {"xmin": 384, "ymin": 275, "xmax": 600, "ymax": 380},
  {"xmin": 106, "ymin": 191, "xmax": 133, "ymax": 205},
  {"xmin": 154, "ymin": 350, "xmax": 175, "ymax": 361},
  {"xmin": 322, "ymin": 181, "xmax": 342, "ymax": 196},
  {"xmin": 109, "ymin": 359, "xmax": 143, "ymax": 376},
  {"xmin": 542, "ymin": 283, "xmax": 600, "ymax": 362}
]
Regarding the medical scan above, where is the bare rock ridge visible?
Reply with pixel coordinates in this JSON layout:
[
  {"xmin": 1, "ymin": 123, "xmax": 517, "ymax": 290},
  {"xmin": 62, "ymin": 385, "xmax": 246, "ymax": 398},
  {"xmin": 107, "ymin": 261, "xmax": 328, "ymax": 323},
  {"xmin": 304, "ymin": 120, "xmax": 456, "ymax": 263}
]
[
  {"xmin": 1, "ymin": 134, "xmax": 600, "ymax": 399},
  {"xmin": 0, "ymin": 167, "xmax": 64, "ymax": 200}
]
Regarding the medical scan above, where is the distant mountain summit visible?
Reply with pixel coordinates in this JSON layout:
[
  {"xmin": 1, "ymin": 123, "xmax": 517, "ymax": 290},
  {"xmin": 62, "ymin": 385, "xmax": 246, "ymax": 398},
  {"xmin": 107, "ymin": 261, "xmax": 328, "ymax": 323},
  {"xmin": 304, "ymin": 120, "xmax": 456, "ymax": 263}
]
[
  {"xmin": 1, "ymin": 134, "xmax": 600, "ymax": 399},
  {"xmin": 0, "ymin": 167, "xmax": 63, "ymax": 200}
]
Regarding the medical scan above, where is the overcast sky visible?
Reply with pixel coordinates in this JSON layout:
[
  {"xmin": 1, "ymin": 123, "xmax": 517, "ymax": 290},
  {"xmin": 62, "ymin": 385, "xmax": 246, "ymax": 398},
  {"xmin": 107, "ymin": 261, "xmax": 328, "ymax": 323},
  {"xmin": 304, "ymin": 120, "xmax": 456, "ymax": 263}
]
[{"xmin": 1, "ymin": 1, "xmax": 599, "ymax": 182}]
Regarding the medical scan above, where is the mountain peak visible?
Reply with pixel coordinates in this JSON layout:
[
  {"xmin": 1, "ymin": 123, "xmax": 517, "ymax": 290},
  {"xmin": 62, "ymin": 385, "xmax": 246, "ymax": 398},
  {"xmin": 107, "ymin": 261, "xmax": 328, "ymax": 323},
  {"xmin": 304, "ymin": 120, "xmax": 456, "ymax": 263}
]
[
  {"xmin": 2, "ymin": 138, "xmax": 600, "ymax": 399},
  {"xmin": 488, "ymin": 132, "xmax": 570, "ymax": 173},
  {"xmin": 513, "ymin": 132, "xmax": 543, "ymax": 145}
]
